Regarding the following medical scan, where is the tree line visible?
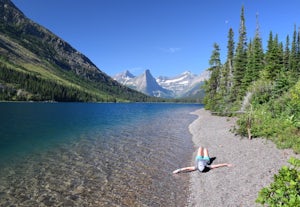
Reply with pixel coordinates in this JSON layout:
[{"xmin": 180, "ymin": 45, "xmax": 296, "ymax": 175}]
[
  {"xmin": 203, "ymin": 6, "xmax": 300, "ymax": 152},
  {"xmin": 204, "ymin": 6, "xmax": 299, "ymax": 112},
  {"xmin": 203, "ymin": 7, "xmax": 300, "ymax": 205}
]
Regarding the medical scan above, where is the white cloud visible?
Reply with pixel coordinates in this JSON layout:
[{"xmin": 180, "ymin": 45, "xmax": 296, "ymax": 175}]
[{"xmin": 160, "ymin": 47, "xmax": 181, "ymax": 53}]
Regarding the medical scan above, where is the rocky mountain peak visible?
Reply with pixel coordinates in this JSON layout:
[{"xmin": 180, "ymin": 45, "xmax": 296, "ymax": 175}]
[
  {"xmin": 143, "ymin": 69, "xmax": 156, "ymax": 84},
  {"xmin": 114, "ymin": 69, "xmax": 209, "ymax": 98},
  {"xmin": 114, "ymin": 70, "xmax": 135, "ymax": 81},
  {"xmin": 182, "ymin": 71, "xmax": 191, "ymax": 75},
  {"xmin": 113, "ymin": 69, "xmax": 173, "ymax": 97},
  {"xmin": 124, "ymin": 70, "xmax": 135, "ymax": 78},
  {"xmin": 144, "ymin": 69, "xmax": 151, "ymax": 75},
  {"xmin": 135, "ymin": 70, "xmax": 168, "ymax": 96}
]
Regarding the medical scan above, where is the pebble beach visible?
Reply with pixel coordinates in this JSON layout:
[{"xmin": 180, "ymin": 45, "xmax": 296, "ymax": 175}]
[{"xmin": 186, "ymin": 109, "xmax": 299, "ymax": 207}]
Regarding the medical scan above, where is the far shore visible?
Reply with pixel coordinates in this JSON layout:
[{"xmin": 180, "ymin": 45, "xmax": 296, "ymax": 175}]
[{"xmin": 187, "ymin": 108, "xmax": 299, "ymax": 206}]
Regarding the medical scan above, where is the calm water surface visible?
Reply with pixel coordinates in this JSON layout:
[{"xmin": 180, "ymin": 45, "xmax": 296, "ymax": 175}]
[{"xmin": 0, "ymin": 103, "xmax": 202, "ymax": 206}]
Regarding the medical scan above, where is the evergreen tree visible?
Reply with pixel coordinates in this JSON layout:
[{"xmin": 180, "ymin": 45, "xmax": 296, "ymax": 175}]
[
  {"xmin": 264, "ymin": 33, "xmax": 284, "ymax": 80},
  {"xmin": 284, "ymin": 35, "xmax": 290, "ymax": 71},
  {"xmin": 222, "ymin": 28, "xmax": 235, "ymax": 95},
  {"xmin": 243, "ymin": 39, "xmax": 254, "ymax": 88},
  {"xmin": 209, "ymin": 43, "xmax": 222, "ymax": 91},
  {"xmin": 204, "ymin": 43, "xmax": 222, "ymax": 110},
  {"xmin": 243, "ymin": 14, "xmax": 264, "ymax": 90},
  {"xmin": 289, "ymin": 25, "xmax": 298, "ymax": 78},
  {"xmin": 263, "ymin": 31, "xmax": 274, "ymax": 80},
  {"xmin": 296, "ymin": 27, "xmax": 300, "ymax": 78},
  {"xmin": 232, "ymin": 5, "xmax": 248, "ymax": 100},
  {"xmin": 252, "ymin": 14, "xmax": 264, "ymax": 79}
]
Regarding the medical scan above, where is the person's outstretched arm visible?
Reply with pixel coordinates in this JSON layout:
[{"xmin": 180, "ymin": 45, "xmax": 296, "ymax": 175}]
[
  {"xmin": 210, "ymin": 163, "xmax": 233, "ymax": 169},
  {"xmin": 173, "ymin": 166, "xmax": 196, "ymax": 174}
]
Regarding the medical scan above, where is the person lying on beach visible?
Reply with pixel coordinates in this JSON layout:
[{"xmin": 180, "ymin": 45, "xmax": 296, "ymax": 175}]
[{"xmin": 173, "ymin": 146, "xmax": 233, "ymax": 174}]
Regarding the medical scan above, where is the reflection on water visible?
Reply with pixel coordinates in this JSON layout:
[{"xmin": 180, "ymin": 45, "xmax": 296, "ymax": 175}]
[{"xmin": 0, "ymin": 103, "xmax": 200, "ymax": 206}]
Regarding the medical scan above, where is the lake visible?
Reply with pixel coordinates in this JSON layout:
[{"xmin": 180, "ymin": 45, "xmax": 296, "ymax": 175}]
[{"xmin": 0, "ymin": 102, "xmax": 202, "ymax": 206}]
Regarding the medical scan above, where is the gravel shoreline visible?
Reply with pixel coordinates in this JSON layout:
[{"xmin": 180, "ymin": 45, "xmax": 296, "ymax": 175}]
[{"xmin": 186, "ymin": 109, "xmax": 299, "ymax": 207}]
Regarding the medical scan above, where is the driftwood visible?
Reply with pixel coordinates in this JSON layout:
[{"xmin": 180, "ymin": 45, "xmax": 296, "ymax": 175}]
[
  {"xmin": 247, "ymin": 116, "xmax": 252, "ymax": 140},
  {"xmin": 247, "ymin": 127, "xmax": 252, "ymax": 140}
]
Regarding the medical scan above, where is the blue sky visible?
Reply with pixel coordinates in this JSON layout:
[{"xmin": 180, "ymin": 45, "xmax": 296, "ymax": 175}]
[{"xmin": 11, "ymin": 0, "xmax": 300, "ymax": 78}]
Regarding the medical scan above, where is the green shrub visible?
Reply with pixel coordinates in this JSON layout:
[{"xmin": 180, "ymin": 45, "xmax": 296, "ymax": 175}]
[
  {"xmin": 256, "ymin": 157, "xmax": 300, "ymax": 207},
  {"xmin": 237, "ymin": 80, "xmax": 300, "ymax": 153}
]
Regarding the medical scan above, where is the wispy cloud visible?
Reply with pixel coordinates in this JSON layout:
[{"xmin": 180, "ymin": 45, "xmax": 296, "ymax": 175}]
[{"xmin": 160, "ymin": 47, "xmax": 181, "ymax": 53}]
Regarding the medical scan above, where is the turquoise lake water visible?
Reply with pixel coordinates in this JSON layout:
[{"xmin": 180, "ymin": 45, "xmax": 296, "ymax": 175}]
[{"xmin": 0, "ymin": 102, "xmax": 202, "ymax": 206}]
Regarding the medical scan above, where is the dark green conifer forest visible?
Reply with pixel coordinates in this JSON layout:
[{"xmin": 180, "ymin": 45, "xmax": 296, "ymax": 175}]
[{"xmin": 203, "ymin": 6, "xmax": 300, "ymax": 153}]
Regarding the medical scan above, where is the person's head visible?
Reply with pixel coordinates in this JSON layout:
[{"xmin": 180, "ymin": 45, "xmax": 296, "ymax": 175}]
[
  {"xmin": 197, "ymin": 161, "xmax": 205, "ymax": 172},
  {"xmin": 198, "ymin": 165, "xmax": 205, "ymax": 172}
]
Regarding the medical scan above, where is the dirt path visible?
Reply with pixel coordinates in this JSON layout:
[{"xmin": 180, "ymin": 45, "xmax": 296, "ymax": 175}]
[{"xmin": 186, "ymin": 109, "xmax": 299, "ymax": 207}]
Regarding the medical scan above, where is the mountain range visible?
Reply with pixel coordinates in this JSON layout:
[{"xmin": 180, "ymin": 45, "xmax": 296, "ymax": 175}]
[
  {"xmin": 0, "ymin": 0, "xmax": 155, "ymax": 102},
  {"xmin": 113, "ymin": 70, "xmax": 210, "ymax": 98}
]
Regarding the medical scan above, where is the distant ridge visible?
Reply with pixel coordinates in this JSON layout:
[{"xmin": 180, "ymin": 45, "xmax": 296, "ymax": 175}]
[
  {"xmin": 0, "ymin": 0, "xmax": 154, "ymax": 102},
  {"xmin": 114, "ymin": 70, "xmax": 173, "ymax": 98},
  {"xmin": 113, "ymin": 69, "xmax": 210, "ymax": 98}
]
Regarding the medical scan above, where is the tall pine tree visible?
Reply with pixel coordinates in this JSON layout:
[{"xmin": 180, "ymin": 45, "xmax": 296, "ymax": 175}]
[
  {"xmin": 290, "ymin": 26, "xmax": 300, "ymax": 81},
  {"xmin": 232, "ymin": 5, "xmax": 248, "ymax": 101},
  {"xmin": 204, "ymin": 43, "xmax": 222, "ymax": 110},
  {"xmin": 222, "ymin": 28, "xmax": 235, "ymax": 96},
  {"xmin": 264, "ymin": 33, "xmax": 284, "ymax": 81},
  {"xmin": 283, "ymin": 35, "xmax": 290, "ymax": 71},
  {"xmin": 289, "ymin": 25, "xmax": 298, "ymax": 79},
  {"xmin": 243, "ymin": 13, "xmax": 264, "ymax": 89}
]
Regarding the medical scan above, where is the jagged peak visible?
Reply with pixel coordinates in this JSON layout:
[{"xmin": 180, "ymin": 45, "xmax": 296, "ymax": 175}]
[
  {"xmin": 114, "ymin": 70, "xmax": 135, "ymax": 79},
  {"xmin": 182, "ymin": 71, "xmax": 192, "ymax": 75},
  {"xmin": 124, "ymin": 70, "xmax": 135, "ymax": 78},
  {"xmin": 140, "ymin": 69, "xmax": 155, "ymax": 81},
  {"xmin": 144, "ymin": 69, "xmax": 151, "ymax": 75},
  {"xmin": 140, "ymin": 69, "xmax": 154, "ymax": 81},
  {"xmin": 113, "ymin": 69, "xmax": 207, "ymax": 98}
]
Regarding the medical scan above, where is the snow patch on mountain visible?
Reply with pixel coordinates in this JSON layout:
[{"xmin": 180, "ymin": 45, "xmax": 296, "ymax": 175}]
[{"xmin": 113, "ymin": 70, "xmax": 210, "ymax": 98}]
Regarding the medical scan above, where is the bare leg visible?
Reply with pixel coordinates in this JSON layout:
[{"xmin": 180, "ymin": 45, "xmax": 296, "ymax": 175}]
[
  {"xmin": 197, "ymin": 147, "xmax": 204, "ymax": 157},
  {"xmin": 203, "ymin": 148, "xmax": 209, "ymax": 157},
  {"xmin": 197, "ymin": 147, "xmax": 209, "ymax": 157}
]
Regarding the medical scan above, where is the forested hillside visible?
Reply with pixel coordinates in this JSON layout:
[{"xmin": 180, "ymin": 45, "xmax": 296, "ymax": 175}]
[
  {"xmin": 203, "ymin": 6, "xmax": 300, "ymax": 153},
  {"xmin": 0, "ymin": 0, "xmax": 158, "ymax": 102}
]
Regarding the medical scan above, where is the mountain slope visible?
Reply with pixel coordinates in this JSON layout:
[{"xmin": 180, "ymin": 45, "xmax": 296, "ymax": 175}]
[{"xmin": 0, "ymin": 0, "xmax": 153, "ymax": 102}]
